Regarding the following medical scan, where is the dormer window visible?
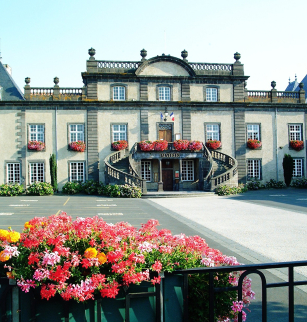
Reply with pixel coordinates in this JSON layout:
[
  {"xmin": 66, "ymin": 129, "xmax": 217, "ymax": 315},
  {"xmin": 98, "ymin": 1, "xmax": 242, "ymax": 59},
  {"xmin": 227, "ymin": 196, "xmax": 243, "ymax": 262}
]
[
  {"xmin": 157, "ymin": 85, "xmax": 172, "ymax": 101},
  {"xmin": 113, "ymin": 86, "xmax": 126, "ymax": 100}
]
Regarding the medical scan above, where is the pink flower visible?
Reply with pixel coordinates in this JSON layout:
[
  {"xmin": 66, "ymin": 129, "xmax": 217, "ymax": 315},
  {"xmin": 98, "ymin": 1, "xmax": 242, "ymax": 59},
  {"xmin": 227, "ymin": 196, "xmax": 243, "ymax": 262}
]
[
  {"xmin": 42, "ymin": 251, "xmax": 61, "ymax": 266},
  {"xmin": 17, "ymin": 278, "xmax": 36, "ymax": 293},
  {"xmin": 152, "ymin": 260, "xmax": 162, "ymax": 273}
]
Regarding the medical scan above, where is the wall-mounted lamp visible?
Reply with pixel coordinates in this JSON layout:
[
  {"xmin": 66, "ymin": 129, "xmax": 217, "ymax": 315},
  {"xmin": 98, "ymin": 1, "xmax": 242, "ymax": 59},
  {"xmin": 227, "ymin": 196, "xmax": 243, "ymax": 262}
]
[{"xmin": 161, "ymin": 107, "xmax": 168, "ymax": 122}]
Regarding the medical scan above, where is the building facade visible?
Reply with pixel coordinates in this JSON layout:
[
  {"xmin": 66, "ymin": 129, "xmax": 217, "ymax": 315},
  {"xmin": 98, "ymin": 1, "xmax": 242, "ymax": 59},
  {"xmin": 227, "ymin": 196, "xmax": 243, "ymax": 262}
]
[{"xmin": 0, "ymin": 49, "xmax": 306, "ymax": 192}]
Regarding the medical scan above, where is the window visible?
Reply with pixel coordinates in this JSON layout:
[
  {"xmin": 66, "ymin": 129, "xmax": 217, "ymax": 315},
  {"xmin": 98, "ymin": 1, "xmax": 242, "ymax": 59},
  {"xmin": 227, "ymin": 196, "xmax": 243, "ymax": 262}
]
[
  {"xmin": 158, "ymin": 86, "xmax": 171, "ymax": 101},
  {"xmin": 247, "ymin": 159, "xmax": 261, "ymax": 180},
  {"xmin": 205, "ymin": 87, "xmax": 218, "ymax": 102},
  {"xmin": 29, "ymin": 124, "xmax": 44, "ymax": 142},
  {"xmin": 289, "ymin": 124, "xmax": 302, "ymax": 141},
  {"xmin": 247, "ymin": 124, "xmax": 260, "ymax": 140},
  {"xmin": 112, "ymin": 124, "xmax": 127, "ymax": 142},
  {"xmin": 141, "ymin": 161, "xmax": 151, "ymax": 182},
  {"xmin": 30, "ymin": 163, "xmax": 44, "ymax": 183},
  {"xmin": 7, "ymin": 163, "xmax": 20, "ymax": 184},
  {"xmin": 206, "ymin": 124, "xmax": 220, "ymax": 141},
  {"xmin": 70, "ymin": 162, "xmax": 85, "ymax": 182},
  {"xmin": 69, "ymin": 124, "xmax": 84, "ymax": 142},
  {"xmin": 113, "ymin": 86, "xmax": 125, "ymax": 100},
  {"xmin": 181, "ymin": 160, "xmax": 194, "ymax": 181},
  {"xmin": 293, "ymin": 159, "xmax": 304, "ymax": 177}
]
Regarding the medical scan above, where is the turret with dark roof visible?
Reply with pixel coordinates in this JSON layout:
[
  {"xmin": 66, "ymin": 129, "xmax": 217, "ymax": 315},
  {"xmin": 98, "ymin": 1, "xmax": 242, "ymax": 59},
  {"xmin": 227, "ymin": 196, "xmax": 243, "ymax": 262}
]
[{"xmin": 0, "ymin": 61, "xmax": 24, "ymax": 100}]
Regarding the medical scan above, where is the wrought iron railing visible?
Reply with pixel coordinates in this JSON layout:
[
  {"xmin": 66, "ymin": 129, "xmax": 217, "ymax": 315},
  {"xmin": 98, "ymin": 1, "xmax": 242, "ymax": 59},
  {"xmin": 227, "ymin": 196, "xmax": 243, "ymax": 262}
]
[
  {"xmin": 210, "ymin": 150, "xmax": 238, "ymax": 191},
  {"xmin": 171, "ymin": 260, "xmax": 307, "ymax": 322},
  {"xmin": 104, "ymin": 149, "xmax": 147, "ymax": 193},
  {"xmin": 189, "ymin": 62, "xmax": 232, "ymax": 72},
  {"xmin": 97, "ymin": 60, "xmax": 141, "ymax": 70}
]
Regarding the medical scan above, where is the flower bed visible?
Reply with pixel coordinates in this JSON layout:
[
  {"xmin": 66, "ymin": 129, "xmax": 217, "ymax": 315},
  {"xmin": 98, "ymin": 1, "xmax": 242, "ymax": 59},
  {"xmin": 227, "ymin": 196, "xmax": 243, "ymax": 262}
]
[
  {"xmin": 189, "ymin": 140, "xmax": 203, "ymax": 151},
  {"xmin": 139, "ymin": 140, "xmax": 155, "ymax": 152},
  {"xmin": 247, "ymin": 139, "xmax": 262, "ymax": 149},
  {"xmin": 69, "ymin": 141, "xmax": 86, "ymax": 152},
  {"xmin": 290, "ymin": 140, "xmax": 304, "ymax": 151},
  {"xmin": 28, "ymin": 141, "xmax": 45, "ymax": 151},
  {"xmin": 111, "ymin": 140, "xmax": 128, "ymax": 151},
  {"xmin": 0, "ymin": 213, "xmax": 254, "ymax": 321},
  {"xmin": 206, "ymin": 140, "xmax": 221, "ymax": 150},
  {"xmin": 173, "ymin": 140, "xmax": 189, "ymax": 151},
  {"xmin": 153, "ymin": 140, "xmax": 168, "ymax": 151}
]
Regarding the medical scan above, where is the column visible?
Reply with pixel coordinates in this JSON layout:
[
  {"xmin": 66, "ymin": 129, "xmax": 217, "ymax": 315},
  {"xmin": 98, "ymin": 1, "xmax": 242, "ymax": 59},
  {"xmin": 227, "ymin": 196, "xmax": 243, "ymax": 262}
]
[{"xmin": 158, "ymin": 159, "xmax": 163, "ymax": 191}]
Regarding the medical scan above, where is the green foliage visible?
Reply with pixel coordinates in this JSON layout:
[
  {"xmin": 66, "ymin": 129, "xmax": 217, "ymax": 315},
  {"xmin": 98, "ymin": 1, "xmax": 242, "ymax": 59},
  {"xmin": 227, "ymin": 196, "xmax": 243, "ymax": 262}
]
[
  {"xmin": 26, "ymin": 182, "xmax": 54, "ymax": 196},
  {"xmin": 215, "ymin": 184, "xmax": 247, "ymax": 196},
  {"xmin": 264, "ymin": 179, "xmax": 286, "ymax": 189},
  {"xmin": 246, "ymin": 180, "xmax": 264, "ymax": 190},
  {"xmin": 100, "ymin": 184, "xmax": 121, "ymax": 197},
  {"xmin": 49, "ymin": 154, "xmax": 58, "ymax": 192},
  {"xmin": 0, "ymin": 183, "xmax": 24, "ymax": 196},
  {"xmin": 62, "ymin": 181, "xmax": 83, "ymax": 194},
  {"xmin": 118, "ymin": 184, "xmax": 142, "ymax": 198},
  {"xmin": 81, "ymin": 180, "xmax": 99, "ymax": 195},
  {"xmin": 291, "ymin": 178, "xmax": 307, "ymax": 188},
  {"xmin": 283, "ymin": 154, "xmax": 294, "ymax": 187},
  {"xmin": 188, "ymin": 273, "xmax": 237, "ymax": 322}
]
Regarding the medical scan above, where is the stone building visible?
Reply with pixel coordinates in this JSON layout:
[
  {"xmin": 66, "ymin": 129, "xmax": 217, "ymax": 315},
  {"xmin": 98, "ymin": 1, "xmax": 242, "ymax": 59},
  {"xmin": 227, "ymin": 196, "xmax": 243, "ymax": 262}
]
[{"xmin": 0, "ymin": 49, "xmax": 306, "ymax": 192}]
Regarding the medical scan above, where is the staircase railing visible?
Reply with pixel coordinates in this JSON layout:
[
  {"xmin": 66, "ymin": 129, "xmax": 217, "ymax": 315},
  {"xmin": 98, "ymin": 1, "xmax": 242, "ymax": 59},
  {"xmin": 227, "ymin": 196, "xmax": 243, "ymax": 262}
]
[
  {"xmin": 210, "ymin": 150, "xmax": 238, "ymax": 191},
  {"xmin": 202, "ymin": 144, "xmax": 213, "ymax": 189},
  {"xmin": 104, "ymin": 149, "xmax": 147, "ymax": 193}
]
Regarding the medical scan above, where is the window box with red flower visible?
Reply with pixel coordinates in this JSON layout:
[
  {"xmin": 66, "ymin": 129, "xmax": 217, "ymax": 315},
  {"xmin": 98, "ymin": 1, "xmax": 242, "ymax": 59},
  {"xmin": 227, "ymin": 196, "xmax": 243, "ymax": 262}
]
[
  {"xmin": 206, "ymin": 140, "xmax": 222, "ymax": 150},
  {"xmin": 28, "ymin": 141, "xmax": 45, "ymax": 151},
  {"xmin": 139, "ymin": 140, "xmax": 155, "ymax": 152},
  {"xmin": 189, "ymin": 140, "xmax": 203, "ymax": 151},
  {"xmin": 247, "ymin": 139, "xmax": 262, "ymax": 149},
  {"xmin": 69, "ymin": 141, "xmax": 86, "ymax": 152},
  {"xmin": 290, "ymin": 140, "xmax": 304, "ymax": 151},
  {"xmin": 173, "ymin": 140, "xmax": 189, "ymax": 151},
  {"xmin": 154, "ymin": 140, "xmax": 168, "ymax": 151},
  {"xmin": 111, "ymin": 140, "xmax": 128, "ymax": 151}
]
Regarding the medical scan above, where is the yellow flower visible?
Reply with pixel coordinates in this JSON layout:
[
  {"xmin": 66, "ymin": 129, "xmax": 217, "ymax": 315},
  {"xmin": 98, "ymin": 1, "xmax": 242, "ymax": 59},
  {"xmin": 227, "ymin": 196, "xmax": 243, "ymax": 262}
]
[
  {"xmin": 24, "ymin": 222, "xmax": 33, "ymax": 229},
  {"xmin": 84, "ymin": 247, "xmax": 98, "ymax": 259},
  {"xmin": 0, "ymin": 229, "xmax": 9, "ymax": 241},
  {"xmin": 0, "ymin": 250, "xmax": 9, "ymax": 262},
  {"xmin": 97, "ymin": 252, "xmax": 107, "ymax": 265},
  {"xmin": 6, "ymin": 272, "xmax": 14, "ymax": 279},
  {"xmin": 7, "ymin": 231, "xmax": 21, "ymax": 243}
]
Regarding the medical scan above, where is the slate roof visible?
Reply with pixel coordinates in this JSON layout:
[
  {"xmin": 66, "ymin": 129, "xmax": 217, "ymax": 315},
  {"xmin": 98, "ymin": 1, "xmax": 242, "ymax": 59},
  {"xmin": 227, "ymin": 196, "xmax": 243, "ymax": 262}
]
[
  {"xmin": 285, "ymin": 75, "xmax": 307, "ymax": 92},
  {"xmin": 0, "ymin": 61, "xmax": 24, "ymax": 101}
]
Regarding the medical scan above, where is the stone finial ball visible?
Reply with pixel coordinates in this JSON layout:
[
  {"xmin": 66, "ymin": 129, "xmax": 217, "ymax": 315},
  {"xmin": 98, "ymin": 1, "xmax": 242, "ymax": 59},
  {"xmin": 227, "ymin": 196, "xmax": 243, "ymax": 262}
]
[
  {"xmin": 181, "ymin": 49, "xmax": 188, "ymax": 60},
  {"xmin": 25, "ymin": 77, "xmax": 31, "ymax": 85},
  {"xmin": 271, "ymin": 81, "xmax": 276, "ymax": 89},
  {"xmin": 234, "ymin": 52, "xmax": 241, "ymax": 61},
  {"xmin": 88, "ymin": 48, "xmax": 96, "ymax": 57}
]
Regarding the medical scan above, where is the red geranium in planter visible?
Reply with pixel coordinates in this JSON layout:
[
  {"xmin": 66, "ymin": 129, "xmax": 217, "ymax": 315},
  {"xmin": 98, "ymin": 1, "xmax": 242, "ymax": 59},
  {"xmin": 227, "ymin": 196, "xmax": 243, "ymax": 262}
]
[
  {"xmin": 139, "ymin": 140, "xmax": 155, "ymax": 152},
  {"xmin": 69, "ymin": 141, "xmax": 86, "ymax": 152},
  {"xmin": 247, "ymin": 139, "xmax": 262, "ymax": 149},
  {"xmin": 173, "ymin": 140, "xmax": 190, "ymax": 151},
  {"xmin": 154, "ymin": 140, "xmax": 168, "ymax": 151},
  {"xmin": 28, "ymin": 141, "xmax": 45, "ymax": 151},
  {"xmin": 112, "ymin": 140, "xmax": 128, "ymax": 151},
  {"xmin": 205, "ymin": 140, "xmax": 221, "ymax": 150},
  {"xmin": 290, "ymin": 140, "xmax": 304, "ymax": 151},
  {"xmin": 189, "ymin": 140, "xmax": 203, "ymax": 151}
]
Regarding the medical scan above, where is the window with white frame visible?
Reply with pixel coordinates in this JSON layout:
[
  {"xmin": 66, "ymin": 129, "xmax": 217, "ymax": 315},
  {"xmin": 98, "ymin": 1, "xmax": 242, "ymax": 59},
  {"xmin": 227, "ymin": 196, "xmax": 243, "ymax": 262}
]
[
  {"xmin": 141, "ymin": 160, "xmax": 151, "ymax": 182},
  {"xmin": 112, "ymin": 124, "xmax": 127, "ymax": 142},
  {"xmin": 7, "ymin": 163, "xmax": 20, "ymax": 184},
  {"xmin": 69, "ymin": 124, "xmax": 84, "ymax": 142},
  {"xmin": 247, "ymin": 124, "xmax": 260, "ymax": 140},
  {"xmin": 289, "ymin": 124, "xmax": 302, "ymax": 141},
  {"xmin": 206, "ymin": 124, "xmax": 220, "ymax": 141},
  {"xmin": 158, "ymin": 87, "xmax": 171, "ymax": 101},
  {"xmin": 206, "ymin": 88, "xmax": 218, "ymax": 102},
  {"xmin": 30, "ymin": 163, "xmax": 44, "ymax": 183},
  {"xmin": 113, "ymin": 86, "xmax": 125, "ymax": 100},
  {"xmin": 181, "ymin": 160, "xmax": 194, "ymax": 181},
  {"xmin": 70, "ymin": 162, "xmax": 85, "ymax": 182},
  {"xmin": 293, "ymin": 159, "xmax": 303, "ymax": 177},
  {"xmin": 29, "ymin": 124, "xmax": 44, "ymax": 142},
  {"xmin": 247, "ymin": 159, "xmax": 261, "ymax": 180}
]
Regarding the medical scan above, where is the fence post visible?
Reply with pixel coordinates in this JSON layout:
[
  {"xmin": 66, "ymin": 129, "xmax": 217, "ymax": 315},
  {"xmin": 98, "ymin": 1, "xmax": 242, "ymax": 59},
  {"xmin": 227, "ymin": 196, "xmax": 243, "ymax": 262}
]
[
  {"xmin": 299, "ymin": 82, "xmax": 305, "ymax": 103},
  {"xmin": 271, "ymin": 81, "xmax": 277, "ymax": 103}
]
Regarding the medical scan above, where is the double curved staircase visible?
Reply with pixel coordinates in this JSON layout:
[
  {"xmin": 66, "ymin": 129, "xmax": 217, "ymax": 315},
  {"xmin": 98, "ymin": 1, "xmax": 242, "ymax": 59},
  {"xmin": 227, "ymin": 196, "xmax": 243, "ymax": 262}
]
[{"xmin": 104, "ymin": 143, "xmax": 238, "ymax": 194}]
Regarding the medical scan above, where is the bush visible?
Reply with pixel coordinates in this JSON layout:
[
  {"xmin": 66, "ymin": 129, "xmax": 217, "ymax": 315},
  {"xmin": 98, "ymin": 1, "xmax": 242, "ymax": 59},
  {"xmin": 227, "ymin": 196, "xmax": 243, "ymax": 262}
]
[
  {"xmin": 119, "ymin": 184, "xmax": 142, "ymax": 198},
  {"xmin": 81, "ymin": 180, "xmax": 99, "ymax": 195},
  {"xmin": 26, "ymin": 182, "xmax": 54, "ymax": 196},
  {"xmin": 215, "ymin": 184, "xmax": 247, "ymax": 196},
  {"xmin": 291, "ymin": 178, "xmax": 307, "ymax": 188},
  {"xmin": 264, "ymin": 179, "xmax": 286, "ymax": 189},
  {"xmin": 100, "ymin": 184, "xmax": 121, "ymax": 197},
  {"xmin": 62, "ymin": 181, "xmax": 83, "ymax": 195},
  {"xmin": 246, "ymin": 180, "xmax": 265, "ymax": 190},
  {"xmin": 0, "ymin": 183, "xmax": 24, "ymax": 196}
]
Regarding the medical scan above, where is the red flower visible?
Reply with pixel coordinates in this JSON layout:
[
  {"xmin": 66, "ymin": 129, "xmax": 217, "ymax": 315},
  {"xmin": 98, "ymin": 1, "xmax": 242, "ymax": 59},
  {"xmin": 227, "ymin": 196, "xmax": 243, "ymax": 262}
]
[
  {"xmin": 290, "ymin": 140, "xmax": 304, "ymax": 151},
  {"xmin": 173, "ymin": 140, "xmax": 190, "ymax": 151},
  {"xmin": 112, "ymin": 140, "xmax": 128, "ymax": 151},
  {"xmin": 139, "ymin": 140, "xmax": 155, "ymax": 151},
  {"xmin": 153, "ymin": 140, "xmax": 168, "ymax": 151},
  {"xmin": 40, "ymin": 284, "xmax": 57, "ymax": 300},
  {"xmin": 247, "ymin": 139, "xmax": 262, "ymax": 149},
  {"xmin": 189, "ymin": 140, "xmax": 203, "ymax": 151},
  {"xmin": 28, "ymin": 141, "xmax": 45, "ymax": 151},
  {"xmin": 205, "ymin": 140, "xmax": 221, "ymax": 150},
  {"xmin": 69, "ymin": 141, "xmax": 86, "ymax": 152}
]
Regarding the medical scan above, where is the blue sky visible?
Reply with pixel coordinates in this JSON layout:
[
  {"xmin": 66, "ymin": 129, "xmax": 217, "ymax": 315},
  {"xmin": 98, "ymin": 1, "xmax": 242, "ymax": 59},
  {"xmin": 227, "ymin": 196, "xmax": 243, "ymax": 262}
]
[{"xmin": 1, "ymin": 0, "xmax": 306, "ymax": 92}]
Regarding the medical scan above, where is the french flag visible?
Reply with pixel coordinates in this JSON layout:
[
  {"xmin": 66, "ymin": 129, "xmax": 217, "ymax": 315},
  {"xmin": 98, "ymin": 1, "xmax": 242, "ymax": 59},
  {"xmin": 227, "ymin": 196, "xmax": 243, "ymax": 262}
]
[{"xmin": 170, "ymin": 112, "xmax": 174, "ymax": 121}]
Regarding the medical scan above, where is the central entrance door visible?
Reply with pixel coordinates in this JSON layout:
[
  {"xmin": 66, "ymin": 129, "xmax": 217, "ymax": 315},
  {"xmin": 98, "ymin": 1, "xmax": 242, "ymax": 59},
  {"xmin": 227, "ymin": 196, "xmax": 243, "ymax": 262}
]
[{"xmin": 162, "ymin": 160, "xmax": 173, "ymax": 191}]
